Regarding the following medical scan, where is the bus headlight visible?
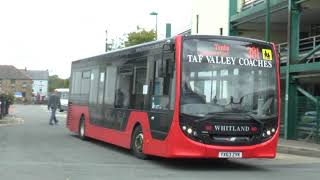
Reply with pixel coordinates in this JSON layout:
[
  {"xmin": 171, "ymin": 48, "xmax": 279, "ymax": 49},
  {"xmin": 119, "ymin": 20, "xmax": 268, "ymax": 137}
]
[
  {"xmin": 261, "ymin": 127, "xmax": 277, "ymax": 139},
  {"xmin": 266, "ymin": 130, "xmax": 271, "ymax": 136},
  {"xmin": 182, "ymin": 126, "xmax": 187, "ymax": 131}
]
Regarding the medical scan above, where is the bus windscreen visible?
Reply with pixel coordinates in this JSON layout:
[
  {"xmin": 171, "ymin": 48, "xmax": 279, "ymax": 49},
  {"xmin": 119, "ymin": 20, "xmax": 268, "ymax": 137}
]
[{"xmin": 181, "ymin": 38, "xmax": 278, "ymax": 119}]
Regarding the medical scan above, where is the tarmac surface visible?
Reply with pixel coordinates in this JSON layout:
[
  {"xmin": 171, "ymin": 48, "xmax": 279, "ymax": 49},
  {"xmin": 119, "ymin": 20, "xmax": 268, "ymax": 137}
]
[
  {"xmin": 3, "ymin": 104, "xmax": 320, "ymax": 158},
  {"xmin": 1, "ymin": 104, "xmax": 320, "ymax": 180}
]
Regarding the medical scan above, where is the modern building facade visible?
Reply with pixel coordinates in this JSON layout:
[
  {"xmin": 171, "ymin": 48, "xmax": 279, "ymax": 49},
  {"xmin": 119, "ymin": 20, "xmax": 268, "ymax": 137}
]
[
  {"xmin": 181, "ymin": 0, "xmax": 319, "ymax": 144},
  {"xmin": 229, "ymin": 0, "xmax": 320, "ymax": 143},
  {"xmin": 0, "ymin": 65, "xmax": 33, "ymax": 103}
]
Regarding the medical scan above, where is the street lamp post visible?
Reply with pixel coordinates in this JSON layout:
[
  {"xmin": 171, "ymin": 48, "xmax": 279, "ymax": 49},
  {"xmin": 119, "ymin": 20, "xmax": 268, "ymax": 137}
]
[{"xmin": 149, "ymin": 11, "xmax": 158, "ymax": 40}]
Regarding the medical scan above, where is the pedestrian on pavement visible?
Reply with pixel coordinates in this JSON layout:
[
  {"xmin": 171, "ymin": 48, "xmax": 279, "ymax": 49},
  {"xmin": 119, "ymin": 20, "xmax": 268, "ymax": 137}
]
[{"xmin": 47, "ymin": 90, "xmax": 61, "ymax": 125}]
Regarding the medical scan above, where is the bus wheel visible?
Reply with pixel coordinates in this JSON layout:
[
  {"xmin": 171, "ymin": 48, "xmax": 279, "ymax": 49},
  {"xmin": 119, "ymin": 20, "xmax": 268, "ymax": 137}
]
[
  {"xmin": 79, "ymin": 116, "xmax": 86, "ymax": 140},
  {"xmin": 131, "ymin": 126, "xmax": 148, "ymax": 159}
]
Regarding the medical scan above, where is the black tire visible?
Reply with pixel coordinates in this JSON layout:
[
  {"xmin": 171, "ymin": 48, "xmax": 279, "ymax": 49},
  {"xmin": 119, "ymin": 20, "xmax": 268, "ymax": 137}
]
[
  {"xmin": 131, "ymin": 125, "xmax": 148, "ymax": 159},
  {"xmin": 79, "ymin": 116, "xmax": 86, "ymax": 140}
]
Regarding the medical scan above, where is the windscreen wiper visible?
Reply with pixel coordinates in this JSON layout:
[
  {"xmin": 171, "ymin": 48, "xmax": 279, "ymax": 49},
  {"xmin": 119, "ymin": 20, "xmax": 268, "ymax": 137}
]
[
  {"xmin": 195, "ymin": 112, "xmax": 251, "ymax": 122},
  {"xmin": 244, "ymin": 113, "xmax": 278, "ymax": 125}
]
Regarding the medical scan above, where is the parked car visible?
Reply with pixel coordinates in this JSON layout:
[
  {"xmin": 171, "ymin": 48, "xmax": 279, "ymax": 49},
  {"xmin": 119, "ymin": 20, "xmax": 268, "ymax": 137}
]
[
  {"xmin": 298, "ymin": 111, "xmax": 318, "ymax": 140},
  {"xmin": 55, "ymin": 88, "xmax": 69, "ymax": 112},
  {"xmin": 300, "ymin": 111, "xmax": 317, "ymax": 124}
]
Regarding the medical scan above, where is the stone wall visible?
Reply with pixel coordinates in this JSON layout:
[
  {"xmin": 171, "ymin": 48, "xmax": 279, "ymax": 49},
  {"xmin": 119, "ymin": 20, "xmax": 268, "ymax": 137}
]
[{"xmin": 0, "ymin": 79, "xmax": 33, "ymax": 103}]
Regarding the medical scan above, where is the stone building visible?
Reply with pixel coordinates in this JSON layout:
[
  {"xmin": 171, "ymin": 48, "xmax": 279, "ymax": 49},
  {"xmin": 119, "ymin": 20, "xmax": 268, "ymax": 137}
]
[{"xmin": 0, "ymin": 65, "xmax": 33, "ymax": 103}]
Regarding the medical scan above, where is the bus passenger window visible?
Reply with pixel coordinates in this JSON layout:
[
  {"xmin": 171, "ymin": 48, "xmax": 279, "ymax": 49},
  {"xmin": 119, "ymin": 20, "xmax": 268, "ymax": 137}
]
[
  {"xmin": 115, "ymin": 66, "xmax": 133, "ymax": 109},
  {"xmin": 151, "ymin": 56, "xmax": 175, "ymax": 110},
  {"xmin": 115, "ymin": 89, "xmax": 125, "ymax": 108},
  {"xmin": 152, "ymin": 78, "xmax": 169, "ymax": 110},
  {"xmin": 104, "ymin": 66, "xmax": 117, "ymax": 106},
  {"xmin": 89, "ymin": 69, "xmax": 99, "ymax": 104},
  {"xmin": 131, "ymin": 61, "xmax": 147, "ymax": 110}
]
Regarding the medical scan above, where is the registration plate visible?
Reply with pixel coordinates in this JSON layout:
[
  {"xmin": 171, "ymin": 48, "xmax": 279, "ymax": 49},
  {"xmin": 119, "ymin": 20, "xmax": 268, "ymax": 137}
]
[{"xmin": 218, "ymin": 152, "xmax": 242, "ymax": 158}]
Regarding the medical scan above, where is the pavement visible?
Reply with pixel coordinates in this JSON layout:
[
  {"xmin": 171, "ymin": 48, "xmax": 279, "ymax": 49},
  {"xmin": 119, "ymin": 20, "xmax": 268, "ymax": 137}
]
[
  {"xmin": 1, "ymin": 105, "xmax": 320, "ymax": 158},
  {"xmin": 277, "ymin": 139, "xmax": 320, "ymax": 158},
  {"xmin": 0, "ymin": 114, "xmax": 24, "ymax": 127}
]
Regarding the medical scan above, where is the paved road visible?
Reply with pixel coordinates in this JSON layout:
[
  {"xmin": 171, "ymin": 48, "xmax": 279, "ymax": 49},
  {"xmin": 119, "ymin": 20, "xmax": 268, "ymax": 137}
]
[{"xmin": 1, "ymin": 105, "xmax": 320, "ymax": 180}]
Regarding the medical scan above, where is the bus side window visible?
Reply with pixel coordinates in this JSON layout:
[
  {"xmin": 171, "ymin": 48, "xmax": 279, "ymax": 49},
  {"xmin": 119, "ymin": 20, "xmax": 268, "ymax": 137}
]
[
  {"xmin": 115, "ymin": 65, "xmax": 133, "ymax": 109},
  {"xmin": 152, "ymin": 77, "xmax": 169, "ymax": 110},
  {"xmin": 131, "ymin": 61, "xmax": 147, "ymax": 110},
  {"xmin": 81, "ymin": 71, "xmax": 91, "ymax": 94},
  {"xmin": 104, "ymin": 66, "xmax": 117, "ymax": 107},
  {"xmin": 151, "ymin": 54, "xmax": 175, "ymax": 110},
  {"xmin": 72, "ymin": 71, "xmax": 82, "ymax": 94},
  {"xmin": 89, "ymin": 69, "xmax": 99, "ymax": 104}
]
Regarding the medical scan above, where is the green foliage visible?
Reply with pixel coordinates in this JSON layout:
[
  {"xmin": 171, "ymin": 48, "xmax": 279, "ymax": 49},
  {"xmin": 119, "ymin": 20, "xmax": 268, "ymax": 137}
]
[
  {"xmin": 0, "ymin": 93, "xmax": 15, "ymax": 105},
  {"xmin": 48, "ymin": 75, "xmax": 69, "ymax": 92},
  {"xmin": 125, "ymin": 27, "xmax": 156, "ymax": 47}
]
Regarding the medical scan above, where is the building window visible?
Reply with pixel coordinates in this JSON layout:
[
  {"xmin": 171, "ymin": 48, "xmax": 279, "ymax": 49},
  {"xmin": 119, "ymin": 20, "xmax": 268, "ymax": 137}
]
[
  {"xmin": 22, "ymin": 82, "xmax": 27, "ymax": 88},
  {"xmin": 82, "ymin": 71, "xmax": 91, "ymax": 79},
  {"xmin": 11, "ymin": 80, "xmax": 16, "ymax": 87}
]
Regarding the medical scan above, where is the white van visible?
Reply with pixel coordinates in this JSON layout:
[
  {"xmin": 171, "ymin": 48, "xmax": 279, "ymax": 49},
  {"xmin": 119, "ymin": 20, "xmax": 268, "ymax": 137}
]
[{"xmin": 55, "ymin": 88, "xmax": 69, "ymax": 112}]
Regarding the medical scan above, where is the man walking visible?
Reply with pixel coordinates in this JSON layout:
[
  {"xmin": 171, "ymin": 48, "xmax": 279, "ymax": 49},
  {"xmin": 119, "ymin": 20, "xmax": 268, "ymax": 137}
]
[{"xmin": 47, "ymin": 90, "xmax": 61, "ymax": 125}]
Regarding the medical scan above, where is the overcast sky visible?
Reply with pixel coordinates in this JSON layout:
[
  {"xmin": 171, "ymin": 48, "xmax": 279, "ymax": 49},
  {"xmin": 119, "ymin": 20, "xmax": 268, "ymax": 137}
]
[{"xmin": 0, "ymin": 0, "xmax": 192, "ymax": 79}]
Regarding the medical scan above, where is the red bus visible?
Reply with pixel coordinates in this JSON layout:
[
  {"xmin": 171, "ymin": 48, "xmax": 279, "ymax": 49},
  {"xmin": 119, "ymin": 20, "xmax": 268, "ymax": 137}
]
[{"xmin": 67, "ymin": 35, "xmax": 280, "ymax": 159}]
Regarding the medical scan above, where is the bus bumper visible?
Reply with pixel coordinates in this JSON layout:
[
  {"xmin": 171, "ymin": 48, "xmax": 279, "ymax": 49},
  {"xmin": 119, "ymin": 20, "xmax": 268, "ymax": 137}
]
[{"xmin": 165, "ymin": 124, "xmax": 279, "ymax": 159}]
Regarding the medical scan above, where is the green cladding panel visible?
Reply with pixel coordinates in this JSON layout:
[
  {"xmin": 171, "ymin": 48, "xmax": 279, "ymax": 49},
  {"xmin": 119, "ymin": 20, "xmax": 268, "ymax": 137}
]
[
  {"xmin": 284, "ymin": 0, "xmax": 301, "ymax": 139},
  {"xmin": 166, "ymin": 23, "xmax": 171, "ymax": 38},
  {"xmin": 229, "ymin": 0, "xmax": 238, "ymax": 36}
]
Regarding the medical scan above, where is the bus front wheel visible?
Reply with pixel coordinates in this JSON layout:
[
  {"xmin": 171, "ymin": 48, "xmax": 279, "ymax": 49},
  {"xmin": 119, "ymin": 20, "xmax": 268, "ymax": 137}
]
[{"xmin": 131, "ymin": 125, "xmax": 148, "ymax": 159}]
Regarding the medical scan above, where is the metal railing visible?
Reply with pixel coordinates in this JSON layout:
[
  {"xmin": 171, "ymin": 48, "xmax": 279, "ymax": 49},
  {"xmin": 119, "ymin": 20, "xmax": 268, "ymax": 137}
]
[
  {"xmin": 241, "ymin": 0, "xmax": 265, "ymax": 10},
  {"xmin": 295, "ymin": 89, "xmax": 320, "ymax": 144},
  {"xmin": 277, "ymin": 35, "xmax": 320, "ymax": 63}
]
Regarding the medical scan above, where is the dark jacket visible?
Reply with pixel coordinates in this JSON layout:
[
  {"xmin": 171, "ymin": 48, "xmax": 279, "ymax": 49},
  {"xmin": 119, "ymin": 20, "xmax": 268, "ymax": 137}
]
[{"xmin": 48, "ymin": 94, "xmax": 61, "ymax": 110}]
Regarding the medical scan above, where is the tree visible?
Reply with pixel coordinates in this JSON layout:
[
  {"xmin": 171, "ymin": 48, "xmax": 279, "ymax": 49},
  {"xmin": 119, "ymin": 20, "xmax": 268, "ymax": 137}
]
[
  {"xmin": 48, "ymin": 75, "xmax": 69, "ymax": 92},
  {"xmin": 125, "ymin": 27, "xmax": 156, "ymax": 47}
]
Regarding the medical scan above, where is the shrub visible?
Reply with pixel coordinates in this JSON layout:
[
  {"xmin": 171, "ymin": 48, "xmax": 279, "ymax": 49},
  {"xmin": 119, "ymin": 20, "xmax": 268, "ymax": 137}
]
[{"xmin": 0, "ymin": 93, "xmax": 15, "ymax": 105}]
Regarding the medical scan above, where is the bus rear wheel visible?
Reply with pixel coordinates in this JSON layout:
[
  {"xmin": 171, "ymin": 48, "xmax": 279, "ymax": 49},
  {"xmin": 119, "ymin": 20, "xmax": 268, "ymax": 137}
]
[
  {"xmin": 79, "ymin": 116, "xmax": 86, "ymax": 140},
  {"xmin": 131, "ymin": 125, "xmax": 148, "ymax": 159}
]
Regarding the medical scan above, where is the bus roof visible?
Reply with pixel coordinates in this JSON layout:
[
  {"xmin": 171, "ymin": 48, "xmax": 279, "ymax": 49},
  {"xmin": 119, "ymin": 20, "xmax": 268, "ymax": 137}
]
[
  {"xmin": 71, "ymin": 35, "xmax": 273, "ymax": 67},
  {"xmin": 72, "ymin": 37, "xmax": 175, "ymax": 65}
]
